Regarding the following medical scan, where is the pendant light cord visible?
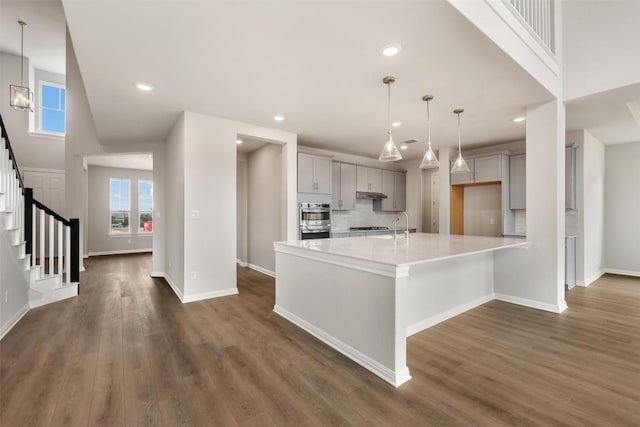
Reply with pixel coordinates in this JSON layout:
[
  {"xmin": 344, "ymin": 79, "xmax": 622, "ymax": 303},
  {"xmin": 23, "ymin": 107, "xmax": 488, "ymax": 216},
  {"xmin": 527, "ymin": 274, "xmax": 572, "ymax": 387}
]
[
  {"xmin": 20, "ymin": 22, "xmax": 24, "ymax": 87},
  {"xmin": 387, "ymin": 82, "xmax": 391, "ymax": 138},
  {"xmin": 457, "ymin": 112, "xmax": 462, "ymax": 154},
  {"xmin": 427, "ymin": 100, "xmax": 431, "ymax": 146}
]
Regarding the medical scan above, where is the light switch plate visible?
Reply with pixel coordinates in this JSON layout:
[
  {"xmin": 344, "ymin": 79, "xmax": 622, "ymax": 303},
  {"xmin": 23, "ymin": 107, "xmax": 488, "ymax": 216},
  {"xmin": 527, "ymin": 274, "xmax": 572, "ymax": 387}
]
[{"xmin": 191, "ymin": 210, "xmax": 200, "ymax": 219}]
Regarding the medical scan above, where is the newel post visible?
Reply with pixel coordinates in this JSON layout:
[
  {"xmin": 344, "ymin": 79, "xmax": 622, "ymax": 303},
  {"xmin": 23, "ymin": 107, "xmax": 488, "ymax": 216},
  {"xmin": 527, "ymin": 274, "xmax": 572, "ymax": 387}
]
[
  {"xmin": 24, "ymin": 188, "xmax": 33, "ymax": 256},
  {"xmin": 70, "ymin": 218, "xmax": 80, "ymax": 283}
]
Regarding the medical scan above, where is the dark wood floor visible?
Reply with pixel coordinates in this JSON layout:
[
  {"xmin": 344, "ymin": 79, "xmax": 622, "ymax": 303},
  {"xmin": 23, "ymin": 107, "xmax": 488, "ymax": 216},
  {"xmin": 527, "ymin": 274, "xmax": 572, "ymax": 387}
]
[{"xmin": 1, "ymin": 254, "xmax": 639, "ymax": 426}]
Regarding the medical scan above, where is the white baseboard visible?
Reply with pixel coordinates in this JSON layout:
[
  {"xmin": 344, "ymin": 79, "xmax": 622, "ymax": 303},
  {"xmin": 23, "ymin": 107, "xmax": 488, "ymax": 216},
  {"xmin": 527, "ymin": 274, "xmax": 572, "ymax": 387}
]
[
  {"xmin": 576, "ymin": 270, "xmax": 605, "ymax": 287},
  {"xmin": 248, "ymin": 263, "xmax": 275, "ymax": 278},
  {"xmin": 273, "ymin": 305, "xmax": 412, "ymax": 388},
  {"xmin": 87, "ymin": 248, "xmax": 152, "ymax": 257},
  {"xmin": 236, "ymin": 259, "xmax": 248, "ymax": 267},
  {"xmin": 495, "ymin": 293, "xmax": 568, "ymax": 313},
  {"xmin": 182, "ymin": 287, "xmax": 239, "ymax": 303},
  {"xmin": 162, "ymin": 273, "xmax": 184, "ymax": 302},
  {"xmin": 0, "ymin": 303, "xmax": 29, "ymax": 341},
  {"xmin": 150, "ymin": 271, "xmax": 164, "ymax": 278},
  {"xmin": 160, "ymin": 273, "xmax": 238, "ymax": 303},
  {"xmin": 406, "ymin": 293, "xmax": 495, "ymax": 337},
  {"xmin": 604, "ymin": 268, "xmax": 640, "ymax": 278}
]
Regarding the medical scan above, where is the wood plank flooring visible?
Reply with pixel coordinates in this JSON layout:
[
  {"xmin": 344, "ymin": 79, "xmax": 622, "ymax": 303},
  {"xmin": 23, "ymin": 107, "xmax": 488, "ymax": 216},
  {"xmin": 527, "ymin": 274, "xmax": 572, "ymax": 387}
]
[{"xmin": 1, "ymin": 254, "xmax": 639, "ymax": 426}]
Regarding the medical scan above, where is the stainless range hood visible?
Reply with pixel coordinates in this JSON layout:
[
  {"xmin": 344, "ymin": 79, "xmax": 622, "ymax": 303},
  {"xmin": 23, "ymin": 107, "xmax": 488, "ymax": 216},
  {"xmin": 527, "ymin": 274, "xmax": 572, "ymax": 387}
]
[{"xmin": 356, "ymin": 191, "xmax": 388, "ymax": 200}]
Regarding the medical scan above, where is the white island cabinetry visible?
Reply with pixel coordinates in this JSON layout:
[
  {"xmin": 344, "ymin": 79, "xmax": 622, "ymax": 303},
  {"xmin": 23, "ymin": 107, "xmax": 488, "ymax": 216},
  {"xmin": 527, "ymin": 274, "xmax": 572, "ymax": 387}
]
[{"xmin": 273, "ymin": 233, "xmax": 528, "ymax": 387}]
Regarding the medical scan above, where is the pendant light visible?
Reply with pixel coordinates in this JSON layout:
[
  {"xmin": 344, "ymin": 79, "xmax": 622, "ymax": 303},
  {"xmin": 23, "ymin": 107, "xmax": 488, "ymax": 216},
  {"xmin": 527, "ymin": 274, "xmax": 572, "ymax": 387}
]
[
  {"xmin": 450, "ymin": 108, "xmax": 470, "ymax": 174},
  {"xmin": 378, "ymin": 76, "xmax": 402, "ymax": 162},
  {"xmin": 419, "ymin": 95, "xmax": 440, "ymax": 169},
  {"xmin": 9, "ymin": 21, "xmax": 34, "ymax": 112}
]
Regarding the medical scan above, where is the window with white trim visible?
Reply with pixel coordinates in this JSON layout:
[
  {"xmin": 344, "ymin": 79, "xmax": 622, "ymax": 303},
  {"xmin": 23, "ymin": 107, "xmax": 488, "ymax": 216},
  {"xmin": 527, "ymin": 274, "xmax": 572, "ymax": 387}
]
[
  {"xmin": 39, "ymin": 81, "xmax": 66, "ymax": 135},
  {"xmin": 138, "ymin": 180, "xmax": 153, "ymax": 233},
  {"xmin": 110, "ymin": 178, "xmax": 131, "ymax": 234}
]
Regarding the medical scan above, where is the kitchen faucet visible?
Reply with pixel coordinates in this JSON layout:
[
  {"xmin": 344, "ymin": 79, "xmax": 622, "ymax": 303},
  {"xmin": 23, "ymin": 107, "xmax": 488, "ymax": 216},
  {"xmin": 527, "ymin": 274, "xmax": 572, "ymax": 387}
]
[{"xmin": 393, "ymin": 212, "xmax": 410, "ymax": 241}]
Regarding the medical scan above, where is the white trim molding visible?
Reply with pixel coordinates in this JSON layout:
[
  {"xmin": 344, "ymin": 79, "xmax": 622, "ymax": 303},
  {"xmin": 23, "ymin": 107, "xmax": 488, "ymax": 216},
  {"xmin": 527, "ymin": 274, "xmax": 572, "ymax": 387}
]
[
  {"xmin": 162, "ymin": 273, "xmax": 184, "ymax": 301},
  {"xmin": 604, "ymin": 268, "xmax": 640, "ymax": 278},
  {"xmin": 274, "ymin": 305, "xmax": 412, "ymax": 388},
  {"xmin": 0, "ymin": 303, "xmax": 29, "ymax": 341},
  {"xmin": 495, "ymin": 293, "xmax": 568, "ymax": 313},
  {"xmin": 248, "ymin": 263, "xmax": 275, "ymax": 278},
  {"xmin": 150, "ymin": 271, "xmax": 164, "ymax": 278},
  {"xmin": 88, "ymin": 248, "xmax": 152, "ymax": 257},
  {"xmin": 182, "ymin": 287, "xmax": 239, "ymax": 303},
  {"xmin": 406, "ymin": 293, "xmax": 495, "ymax": 337},
  {"xmin": 576, "ymin": 270, "xmax": 606, "ymax": 287},
  {"xmin": 236, "ymin": 259, "xmax": 248, "ymax": 268}
]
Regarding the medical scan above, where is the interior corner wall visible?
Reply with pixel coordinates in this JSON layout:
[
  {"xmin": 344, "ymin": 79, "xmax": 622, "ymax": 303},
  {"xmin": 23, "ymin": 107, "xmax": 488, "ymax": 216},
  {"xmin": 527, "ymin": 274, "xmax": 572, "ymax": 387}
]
[
  {"xmin": 0, "ymin": 221, "xmax": 29, "ymax": 339},
  {"xmin": 236, "ymin": 155, "xmax": 247, "ymax": 264},
  {"xmin": 494, "ymin": 99, "xmax": 566, "ymax": 312},
  {"xmin": 604, "ymin": 142, "xmax": 640, "ymax": 276},
  {"xmin": 575, "ymin": 131, "xmax": 605, "ymax": 285},
  {"xmin": 65, "ymin": 27, "xmax": 166, "ymax": 277},
  {"xmin": 181, "ymin": 111, "xmax": 296, "ymax": 301},
  {"xmin": 87, "ymin": 165, "xmax": 154, "ymax": 255},
  {"xmin": 0, "ymin": 51, "xmax": 65, "ymax": 170},
  {"xmin": 164, "ymin": 114, "xmax": 185, "ymax": 294},
  {"xmin": 247, "ymin": 143, "xmax": 282, "ymax": 273},
  {"xmin": 398, "ymin": 158, "xmax": 424, "ymax": 231},
  {"xmin": 438, "ymin": 147, "xmax": 452, "ymax": 234}
]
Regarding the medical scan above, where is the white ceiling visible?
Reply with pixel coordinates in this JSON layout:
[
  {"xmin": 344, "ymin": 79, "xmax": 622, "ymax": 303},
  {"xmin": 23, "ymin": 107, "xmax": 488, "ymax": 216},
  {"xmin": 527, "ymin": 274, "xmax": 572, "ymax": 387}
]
[
  {"xmin": 62, "ymin": 0, "xmax": 554, "ymax": 158},
  {"xmin": 236, "ymin": 138, "xmax": 267, "ymax": 155},
  {"xmin": 566, "ymin": 83, "xmax": 640, "ymax": 145},
  {"xmin": 0, "ymin": 0, "xmax": 66, "ymax": 74},
  {"xmin": 85, "ymin": 153, "xmax": 153, "ymax": 171}
]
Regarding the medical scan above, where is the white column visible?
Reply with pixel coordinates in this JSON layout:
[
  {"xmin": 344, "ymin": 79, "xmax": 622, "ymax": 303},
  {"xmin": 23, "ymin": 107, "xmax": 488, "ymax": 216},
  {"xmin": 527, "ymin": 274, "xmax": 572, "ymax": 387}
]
[
  {"xmin": 438, "ymin": 147, "xmax": 452, "ymax": 234},
  {"xmin": 494, "ymin": 99, "xmax": 567, "ymax": 312}
]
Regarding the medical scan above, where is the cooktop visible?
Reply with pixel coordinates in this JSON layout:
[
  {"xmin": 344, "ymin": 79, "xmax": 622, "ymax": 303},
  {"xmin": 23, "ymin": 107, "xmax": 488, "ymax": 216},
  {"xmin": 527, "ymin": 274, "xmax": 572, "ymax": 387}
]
[{"xmin": 349, "ymin": 226, "xmax": 389, "ymax": 231}]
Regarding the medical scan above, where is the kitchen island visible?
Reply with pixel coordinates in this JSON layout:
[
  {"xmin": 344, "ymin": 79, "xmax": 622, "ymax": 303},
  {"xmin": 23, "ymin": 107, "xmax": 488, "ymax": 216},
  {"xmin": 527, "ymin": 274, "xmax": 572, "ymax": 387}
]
[{"xmin": 273, "ymin": 233, "xmax": 528, "ymax": 387}]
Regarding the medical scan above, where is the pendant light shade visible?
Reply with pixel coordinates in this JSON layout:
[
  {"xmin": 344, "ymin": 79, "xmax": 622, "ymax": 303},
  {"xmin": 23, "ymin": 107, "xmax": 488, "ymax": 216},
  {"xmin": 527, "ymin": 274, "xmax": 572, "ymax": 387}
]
[
  {"xmin": 378, "ymin": 76, "xmax": 402, "ymax": 162},
  {"xmin": 10, "ymin": 21, "xmax": 33, "ymax": 112},
  {"xmin": 419, "ymin": 95, "xmax": 440, "ymax": 169},
  {"xmin": 450, "ymin": 108, "xmax": 470, "ymax": 174}
]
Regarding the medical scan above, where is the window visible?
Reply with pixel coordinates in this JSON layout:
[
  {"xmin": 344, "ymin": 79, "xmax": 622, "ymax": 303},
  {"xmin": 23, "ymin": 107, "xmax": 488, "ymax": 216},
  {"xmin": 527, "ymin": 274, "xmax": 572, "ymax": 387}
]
[
  {"xmin": 110, "ymin": 178, "xmax": 131, "ymax": 234},
  {"xmin": 138, "ymin": 180, "xmax": 153, "ymax": 233},
  {"xmin": 39, "ymin": 81, "xmax": 66, "ymax": 135}
]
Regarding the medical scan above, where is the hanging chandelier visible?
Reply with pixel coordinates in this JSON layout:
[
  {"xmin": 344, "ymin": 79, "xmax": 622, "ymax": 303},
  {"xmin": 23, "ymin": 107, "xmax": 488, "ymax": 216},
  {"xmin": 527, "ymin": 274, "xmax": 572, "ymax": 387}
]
[
  {"xmin": 450, "ymin": 108, "xmax": 471, "ymax": 174},
  {"xmin": 419, "ymin": 95, "xmax": 440, "ymax": 169},
  {"xmin": 10, "ymin": 21, "xmax": 34, "ymax": 112},
  {"xmin": 378, "ymin": 76, "xmax": 402, "ymax": 162}
]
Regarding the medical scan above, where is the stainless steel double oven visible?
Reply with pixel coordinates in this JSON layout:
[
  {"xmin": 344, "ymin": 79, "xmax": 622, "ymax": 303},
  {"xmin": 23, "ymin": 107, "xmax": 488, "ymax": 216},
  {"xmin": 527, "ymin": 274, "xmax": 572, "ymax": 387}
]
[{"xmin": 299, "ymin": 203, "xmax": 331, "ymax": 240}]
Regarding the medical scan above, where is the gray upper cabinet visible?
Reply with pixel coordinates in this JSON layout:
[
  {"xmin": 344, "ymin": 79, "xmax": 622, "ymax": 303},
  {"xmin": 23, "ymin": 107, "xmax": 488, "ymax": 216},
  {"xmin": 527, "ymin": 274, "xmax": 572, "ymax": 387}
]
[
  {"xmin": 332, "ymin": 163, "xmax": 356, "ymax": 210},
  {"xmin": 474, "ymin": 155, "xmax": 502, "ymax": 183},
  {"xmin": 375, "ymin": 170, "xmax": 406, "ymax": 212},
  {"xmin": 450, "ymin": 159, "xmax": 475, "ymax": 185},
  {"xmin": 356, "ymin": 166, "xmax": 382, "ymax": 193},
  {"xmin": 565, "ymin": 147, "xmax": 576, "ymax": 210},
  {"xmin": 298, "ymin": 153, "xmax": 331, "ymax": 194},
  {"xmin": 509, "ymin": 154, "xmax": 526, "ymax": 210}
]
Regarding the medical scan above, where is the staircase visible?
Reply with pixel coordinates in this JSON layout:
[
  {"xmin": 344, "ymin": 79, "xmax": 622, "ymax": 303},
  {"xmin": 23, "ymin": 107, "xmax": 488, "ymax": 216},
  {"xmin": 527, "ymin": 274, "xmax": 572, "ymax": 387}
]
[{"xmin": 0, "ymin": 114, "xmax": 79, "ymax": 310}]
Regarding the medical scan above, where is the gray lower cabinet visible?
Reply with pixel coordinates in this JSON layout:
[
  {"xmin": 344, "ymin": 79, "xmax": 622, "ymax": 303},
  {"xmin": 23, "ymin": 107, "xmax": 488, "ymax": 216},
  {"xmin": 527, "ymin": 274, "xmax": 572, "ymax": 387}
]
[
  {"xmin": 331, "ymin": 232, "xmax": 350, "ymax": 238},
  {"xmin": 565, "ymin": 237, "xmax": 576, "ymax": 288},
  {"xmin": 332, "ymin": 163, "xmax": 356, "ymax": 210},
  {"xmin": 509, "ymin": 154, "xmax": 526, "ymax": 210},
  {"xmin": 374, "ymin": 170, "xmax": 406, "ymax": 212}
]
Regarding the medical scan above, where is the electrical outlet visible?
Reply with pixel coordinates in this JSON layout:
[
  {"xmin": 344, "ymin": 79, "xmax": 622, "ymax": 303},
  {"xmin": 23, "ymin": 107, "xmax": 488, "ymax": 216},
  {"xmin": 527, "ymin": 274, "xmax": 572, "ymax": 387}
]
[
  {"xmin": 490, "ymin": 218, "xmax": 496, "ymax": 225},
  {"xmin": 190, "ymin": 271, "xmax": 197, "ymax": 280},
  {"xmin": 191, "ymin": 210, "xmax": 200, "ymax": 219}
]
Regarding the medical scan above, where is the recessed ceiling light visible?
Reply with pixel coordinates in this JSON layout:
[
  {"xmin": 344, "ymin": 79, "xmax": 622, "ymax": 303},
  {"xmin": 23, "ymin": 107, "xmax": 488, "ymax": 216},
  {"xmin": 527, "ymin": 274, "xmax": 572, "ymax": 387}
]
[
  {"xmin": 513, "ymin": 117, "xmax": 525, "ymax": 123},
  {"xmin": 392, "ymin": 121, "xmax": 402, "ymax": 127},
  {"xmin": 274, "ymin": 114, "xmax": 285, "ymax": 122},
  {"xmin": 136, "ymin": 82, "xmax": 154, "ymax": 91},
  {"xmin": 400, "ymin": 145, "xmax": 408, "ymax": 150},
  {"xmin": 382, "ymin": 44, "xmax": 402, "ymax": 57},
  {"xmin": 236, "ymin": 139, "xmax": 243, "ymax": 144}
]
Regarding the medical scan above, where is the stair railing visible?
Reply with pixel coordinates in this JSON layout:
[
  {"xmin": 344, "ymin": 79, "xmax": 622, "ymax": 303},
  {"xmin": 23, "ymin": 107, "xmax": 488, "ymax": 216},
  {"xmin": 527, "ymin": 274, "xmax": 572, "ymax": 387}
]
[{"xmin": 0, "ymin": 114, "xmax": 80, "ymax": 285}]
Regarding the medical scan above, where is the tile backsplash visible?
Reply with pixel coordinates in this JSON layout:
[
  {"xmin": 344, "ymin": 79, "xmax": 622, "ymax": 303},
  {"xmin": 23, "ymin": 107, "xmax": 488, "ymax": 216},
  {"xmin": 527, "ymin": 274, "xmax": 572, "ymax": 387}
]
[
  {"xmin": 331, "ymin": 199, "xmax": 402, "ymax": 231},
  {"xmin": 513, "ymin": 209, "xmax": 579, "ymax": 236}
]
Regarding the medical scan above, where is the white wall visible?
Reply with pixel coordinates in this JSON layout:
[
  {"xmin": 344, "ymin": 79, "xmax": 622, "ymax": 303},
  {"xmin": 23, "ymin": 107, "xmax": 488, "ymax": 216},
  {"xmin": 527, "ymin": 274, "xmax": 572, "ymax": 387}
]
[
  {"xmin": 573, "ymin": 130, "xmax": 605, "ymax": 285},
  {"xmin": 604, "ymin": 142, "xmax": 640, "ymax": 276},
  {"xmin": 563, "ymin": 0, "xmax": 640, "ymax": 101},
  {"xmin": 179, "ymin": 111, "xmax": 296, "ymax": 302},
  {"xmin": 65, "ymin": 29, "xmax": 166, "ymax": 276},
  {"xmin": 236, "ymin": 155, "xmax": 247, "ymax": 264},
  {"xmin": 493, "ymin": 99, "xmax": 566, "ymax": 313},
  {"xmin": 464, "ymin": 184, "xmax": 502, "ymax": 237},
  {"xmin": 0, "ymin": 51, "xmax": 65, "ymax": 170},
  {"xmin": 0, "ymin": 224, "xmax": 29, "ymax": 339},
  {"xmin": 247, "ymin": 143, "xmax": 282, "ymax": 273},
  {"xmin": 163, "ymin": 114, "xmax": 185, "ymax": 293},
  {"xmin": 87, "ymin": 165, "xmax": 153, "ymax": 255}
]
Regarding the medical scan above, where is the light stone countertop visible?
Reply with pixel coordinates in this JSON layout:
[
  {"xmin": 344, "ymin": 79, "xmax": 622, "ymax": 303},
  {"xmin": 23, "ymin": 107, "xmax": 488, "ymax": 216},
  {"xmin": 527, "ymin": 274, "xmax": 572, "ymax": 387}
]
[{"xmin": 275, "ymin": 232, "xmax": 528, "ymax": 267}]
